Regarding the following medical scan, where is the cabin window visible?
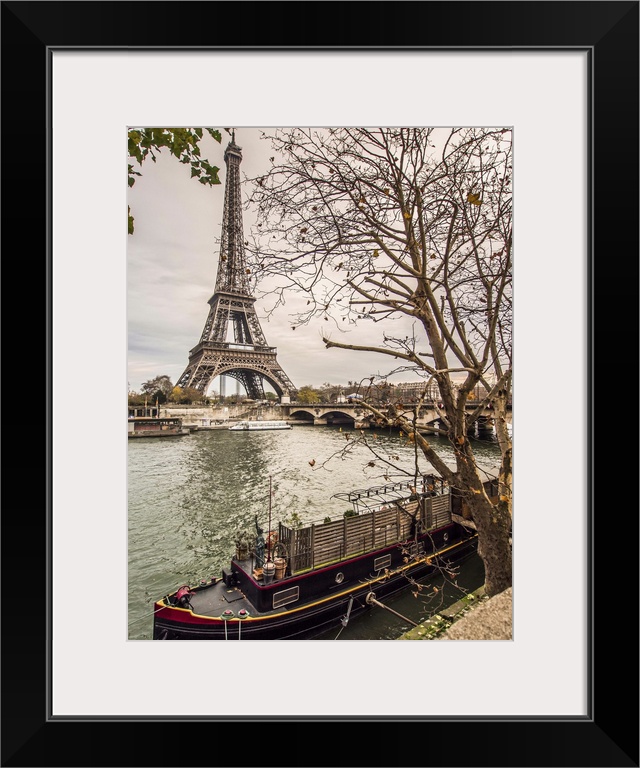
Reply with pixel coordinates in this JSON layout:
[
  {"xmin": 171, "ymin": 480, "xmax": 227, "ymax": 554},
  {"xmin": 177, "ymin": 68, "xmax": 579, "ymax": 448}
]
[
  {"xmin": 373, "ymin": 554, "xmax": 391, "ymax": 571},
  {"xmin": 273, "ymin": 586, "xmax": 299, "ymax": 609}
]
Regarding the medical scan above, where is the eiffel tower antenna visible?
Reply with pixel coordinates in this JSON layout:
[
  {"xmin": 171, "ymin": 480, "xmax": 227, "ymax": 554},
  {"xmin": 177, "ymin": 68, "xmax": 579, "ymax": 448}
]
[{"xmin": 176, "ymin": 130, "xmax": 296, "ymax": 402}]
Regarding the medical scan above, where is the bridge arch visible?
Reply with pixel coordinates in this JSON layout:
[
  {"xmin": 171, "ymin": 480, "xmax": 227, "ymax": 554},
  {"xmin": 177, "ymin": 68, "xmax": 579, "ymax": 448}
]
[
  {"xmin": 287, "ymin": 408, "xmax": 315, "ymax": 423},
  {"xmin": 287, "ymin": 406, "xmax": 371, "ymax": 427}
]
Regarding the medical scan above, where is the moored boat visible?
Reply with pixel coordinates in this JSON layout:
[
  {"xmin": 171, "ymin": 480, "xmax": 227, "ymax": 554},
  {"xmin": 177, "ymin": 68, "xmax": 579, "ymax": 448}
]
[
  {"xmin": 152, "ymin": 475, "xmax": 478, "ymax": 640},
  {"xmin": 229, "ymin": 420, "xmax": 292, "ymax": 431},
  {"xmin": 128, "ymin": 416, "xmax": 190, "ymax": 438}
]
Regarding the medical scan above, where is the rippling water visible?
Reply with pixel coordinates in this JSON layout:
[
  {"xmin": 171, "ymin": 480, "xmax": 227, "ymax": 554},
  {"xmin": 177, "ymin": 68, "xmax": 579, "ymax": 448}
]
[{"xmin": 128, "ymin": 424, "xmax": 501, "ymax": 639}]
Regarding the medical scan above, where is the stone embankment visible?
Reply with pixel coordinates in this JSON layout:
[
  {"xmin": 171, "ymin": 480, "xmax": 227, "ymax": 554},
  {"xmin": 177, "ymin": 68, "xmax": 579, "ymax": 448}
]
[
  {"xmin": 398, "ymin": 586, "xmax": 513, "ymax": 641},
  {"xmin": 160, "ymin": 404, "xmax": 283, "ymax": 426}
]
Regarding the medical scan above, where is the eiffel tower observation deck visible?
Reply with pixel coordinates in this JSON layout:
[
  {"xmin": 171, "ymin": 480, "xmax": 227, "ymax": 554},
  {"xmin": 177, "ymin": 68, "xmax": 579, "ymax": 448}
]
[{"xmin": 176, "ymin": 131, "xmax": 296, "ymax": 402}]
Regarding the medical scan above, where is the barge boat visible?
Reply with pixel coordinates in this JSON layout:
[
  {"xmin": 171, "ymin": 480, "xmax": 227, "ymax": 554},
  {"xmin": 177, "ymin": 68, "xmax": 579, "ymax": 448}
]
[
  {"xmin": 128, "ymin": 416, "xmax": 190, "ymax": 438},
  {"xmin": 153, "ymin": 475, "xmax": 478, "ymax": 640}
]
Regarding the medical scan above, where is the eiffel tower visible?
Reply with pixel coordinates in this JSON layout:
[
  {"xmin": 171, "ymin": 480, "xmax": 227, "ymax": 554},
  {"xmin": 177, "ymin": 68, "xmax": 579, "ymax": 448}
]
[{"xmin": 176, "ymin": 131, "xmax": 296, "ymax": 401}]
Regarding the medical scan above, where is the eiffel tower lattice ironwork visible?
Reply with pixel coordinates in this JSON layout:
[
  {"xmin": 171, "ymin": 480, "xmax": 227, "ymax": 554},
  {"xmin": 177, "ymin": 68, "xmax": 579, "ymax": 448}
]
[{"xmin": 176, "ymin": 132, "xmax": 296, "ymax": 401}]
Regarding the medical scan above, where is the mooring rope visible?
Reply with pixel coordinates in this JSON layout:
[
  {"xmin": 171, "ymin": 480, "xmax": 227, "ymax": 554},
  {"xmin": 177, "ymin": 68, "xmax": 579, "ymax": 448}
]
[
  {"xmin": 332, "ymin": 595, "xmax": 355, "ymax": 639},
  {"xmin": 128, "ymin": 605, "xmax": 168, "ymax": 627}
]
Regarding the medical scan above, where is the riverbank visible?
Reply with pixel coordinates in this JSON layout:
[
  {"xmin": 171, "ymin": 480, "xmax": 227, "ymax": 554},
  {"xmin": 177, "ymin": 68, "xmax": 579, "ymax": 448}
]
[{"xmin": 398, "ymin": 586, "xmax": 513, "ymax": 641}]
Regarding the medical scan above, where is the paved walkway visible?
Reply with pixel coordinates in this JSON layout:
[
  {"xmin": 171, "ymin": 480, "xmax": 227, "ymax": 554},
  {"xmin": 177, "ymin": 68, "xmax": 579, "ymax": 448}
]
[
  {"xmin": 398, "ymin": 586, "xmax": 513, "ymax": 641},
  {"xmin": 437, "ymin": 587, "xmax": 512, "ymax": 641}
]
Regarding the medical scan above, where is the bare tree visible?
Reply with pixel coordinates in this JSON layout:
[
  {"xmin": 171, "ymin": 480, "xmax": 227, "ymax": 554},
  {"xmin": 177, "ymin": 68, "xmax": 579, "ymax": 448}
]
[{"xmin": 248, "ymin": 127, "xmax": 512, "ymax": 596}]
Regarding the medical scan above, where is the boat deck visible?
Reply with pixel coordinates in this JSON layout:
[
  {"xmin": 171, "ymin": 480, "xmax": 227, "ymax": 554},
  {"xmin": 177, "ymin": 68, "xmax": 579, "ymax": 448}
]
[
  {"xmin": 175, "ymin": 558, "xmax": 284, "ymax": 619},
  {"xmin": 186, "ymin": 579, "xmax": 255, "ymax": 617}
]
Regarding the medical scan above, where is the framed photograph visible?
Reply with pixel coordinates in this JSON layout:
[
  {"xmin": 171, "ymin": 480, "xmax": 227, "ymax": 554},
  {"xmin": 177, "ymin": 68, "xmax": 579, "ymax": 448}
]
[{"xmin": 4, "ymin": 1, "xmax": 637, "ymax": 766}]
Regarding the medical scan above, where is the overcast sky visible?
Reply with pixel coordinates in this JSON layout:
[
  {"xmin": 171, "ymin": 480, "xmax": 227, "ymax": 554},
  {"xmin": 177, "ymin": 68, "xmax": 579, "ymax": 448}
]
[{"xmin": 127, "ymin": 128, "xmax": 424, "ymax": 396}]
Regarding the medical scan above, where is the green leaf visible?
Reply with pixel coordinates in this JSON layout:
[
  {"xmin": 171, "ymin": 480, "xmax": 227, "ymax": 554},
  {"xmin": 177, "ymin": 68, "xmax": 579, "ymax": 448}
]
[
  {"xmin": 208, "ymin": 129, "xmax": 222, "ymax": 143},
  {"xmin": 197, "ymin": 164, "xmax": 221, "ymax": 185}
]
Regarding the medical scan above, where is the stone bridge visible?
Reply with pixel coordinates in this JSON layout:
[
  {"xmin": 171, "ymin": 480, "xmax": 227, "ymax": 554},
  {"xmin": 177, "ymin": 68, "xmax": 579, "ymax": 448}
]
[{"xmin": 282, "ymin": 402, "xmax": 511, "ymax": 432}]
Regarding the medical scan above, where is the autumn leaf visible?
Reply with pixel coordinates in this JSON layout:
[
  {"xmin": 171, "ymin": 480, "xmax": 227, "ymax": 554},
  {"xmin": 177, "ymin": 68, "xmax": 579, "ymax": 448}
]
[{"xmin": 466, "ymin": 191, "xmax": 483, "ymax": 206}]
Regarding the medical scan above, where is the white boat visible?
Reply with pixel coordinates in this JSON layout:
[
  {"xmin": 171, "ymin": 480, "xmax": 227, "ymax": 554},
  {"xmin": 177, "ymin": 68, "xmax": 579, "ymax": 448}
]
[{"xmin": 229, "ymin": 420, "xmax": 292, "ymax": 431}]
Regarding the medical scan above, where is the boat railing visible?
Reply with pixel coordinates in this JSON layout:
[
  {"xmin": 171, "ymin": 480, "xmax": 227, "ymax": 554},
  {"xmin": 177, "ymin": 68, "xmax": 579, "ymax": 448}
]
[{"xmin": 279, "ymin": 491, "xmax": 452, "ymax": 576}]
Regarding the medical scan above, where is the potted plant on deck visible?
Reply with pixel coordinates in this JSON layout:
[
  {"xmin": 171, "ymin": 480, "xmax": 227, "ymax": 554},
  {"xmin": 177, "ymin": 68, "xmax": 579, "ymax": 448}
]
[{"xmin": 234, "ymin": 528, "xmax": 254, "ymax": 561}]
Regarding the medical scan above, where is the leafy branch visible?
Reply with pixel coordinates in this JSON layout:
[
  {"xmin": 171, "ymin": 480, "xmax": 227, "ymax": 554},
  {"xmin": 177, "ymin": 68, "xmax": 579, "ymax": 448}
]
[{"xmin": 127, "ymin": 127, "xmax": 222, "ymax": 234}]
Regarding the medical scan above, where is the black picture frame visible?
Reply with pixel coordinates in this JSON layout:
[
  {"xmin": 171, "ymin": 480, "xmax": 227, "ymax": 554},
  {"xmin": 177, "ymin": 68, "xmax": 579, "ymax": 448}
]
[{"xmin": 3, "ymin": 2, "xmax": 637, "ymax": 766}]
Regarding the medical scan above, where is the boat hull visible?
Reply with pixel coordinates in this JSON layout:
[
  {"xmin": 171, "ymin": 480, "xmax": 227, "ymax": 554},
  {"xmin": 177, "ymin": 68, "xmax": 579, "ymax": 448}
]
[{"xmin": 153, "ymin": 525, "xmax": 477, "ymax": 640}]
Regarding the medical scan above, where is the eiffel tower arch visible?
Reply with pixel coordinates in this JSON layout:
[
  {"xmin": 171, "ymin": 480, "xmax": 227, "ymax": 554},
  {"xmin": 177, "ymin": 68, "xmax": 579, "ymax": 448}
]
[{"xmin": 176, "ymin": 132, "xmax": 296, "ymax": 401}]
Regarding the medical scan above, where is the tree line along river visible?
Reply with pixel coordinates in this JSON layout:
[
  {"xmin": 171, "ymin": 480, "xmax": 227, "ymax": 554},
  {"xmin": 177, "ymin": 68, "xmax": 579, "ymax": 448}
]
[{"xmin": 128, "ymin": 423, "xmax": 502, "ymax": 640}]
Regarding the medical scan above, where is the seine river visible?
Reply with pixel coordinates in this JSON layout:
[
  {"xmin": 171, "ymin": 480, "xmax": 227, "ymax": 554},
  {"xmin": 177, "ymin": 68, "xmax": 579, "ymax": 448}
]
[{"xmin": 128, "ymin": 423, "xmax": 502, "ymax": 640}]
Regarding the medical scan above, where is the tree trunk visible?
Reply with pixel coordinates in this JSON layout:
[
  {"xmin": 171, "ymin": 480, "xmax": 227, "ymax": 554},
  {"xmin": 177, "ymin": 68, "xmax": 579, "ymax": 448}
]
[{"xmin": 464, "ymin": 492, "xmax": 512, "ymax": 596}]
